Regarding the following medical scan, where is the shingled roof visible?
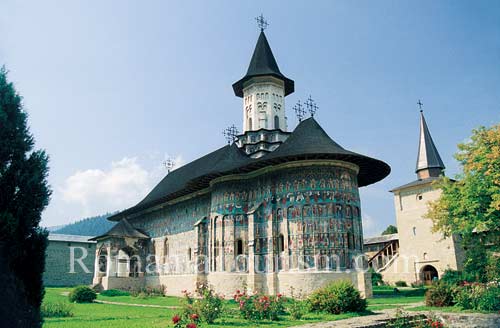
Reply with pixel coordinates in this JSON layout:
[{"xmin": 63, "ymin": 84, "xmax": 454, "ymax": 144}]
[
  {"xmin": 90, "ymin": 218, "xmax": 149, "ymax": 241},
  {"xmin": 109, "ymin": 118, "xmax": 390, "ymax": 221},
  {"xmin": 232, "ymin": 31, "xmax": 294, "ymax": 97},
  {"xmin": 416, "ymin": 111, "xmax": 445, "ymax": 174}
]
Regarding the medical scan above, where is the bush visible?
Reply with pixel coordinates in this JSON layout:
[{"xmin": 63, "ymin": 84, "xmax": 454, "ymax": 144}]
[
  {"xmin": 308, "ymin": 280, "xmax": 367, "ymax": 314},
  {"xmin": 68, "ymin": 286, "xmax": 97, "ymax": 303},
  {"xmin": 455, "ymin": 283, "xmax": 500, "ymax": 312},
  {"xmin": 440, "ymin": 269, "xmax": 464, "ymax": 286},
  {"xmin": 99, "ymin": 289, "xmax": 130, "ymax": 297},
  {"xmin": 176, "ymin": 284, "xmax": 225, "ymax": 325},
  {"xmin": 425, "ymin": 282, "xmax": 455, "ymax": 307},
  {"xmin": 369, "ymin": 268, "xmax": 384, "ymax": 286},
  {"xmin": 234, "ymin": 290, "xmax": 285, "ymax": 321},
  {"xmin": 194, "ymin": 283, "xmax": 225, "ymax": 324},
  {"xmin": 288, "ymin": 299, "xmax": 308, "ymax": 320},
  {"xmin": 394, "ymin": 281, "xmax": 408, "ymax": 287},
  {"xmin": 130, "ymin": 285, "xmax": 166, "ymax": 298},
  {"xmin": 41, "ymin": 302, "xmax": 74, "ymax": 318}
]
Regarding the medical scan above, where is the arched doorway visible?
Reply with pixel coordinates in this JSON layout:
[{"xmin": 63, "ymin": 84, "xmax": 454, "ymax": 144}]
[{"xmin": 421, "ymin": 265, "xmax": 438, "ymax": 285}]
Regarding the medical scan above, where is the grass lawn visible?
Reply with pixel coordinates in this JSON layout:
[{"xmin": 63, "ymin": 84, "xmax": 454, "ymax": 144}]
[{"xmin": 42, "ymin": 287, "xmax": 426, "ymax": 328}]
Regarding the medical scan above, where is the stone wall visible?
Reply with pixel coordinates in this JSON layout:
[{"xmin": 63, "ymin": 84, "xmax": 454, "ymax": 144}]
[{"xmin": 44, "ymin": 240, "xmax": 96, "ymax": 286}]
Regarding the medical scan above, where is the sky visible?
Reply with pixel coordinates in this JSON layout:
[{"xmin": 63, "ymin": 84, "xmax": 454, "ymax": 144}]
[{"xmin": 1, "ymin": 1, "xmax": 499, "ymax": 236}]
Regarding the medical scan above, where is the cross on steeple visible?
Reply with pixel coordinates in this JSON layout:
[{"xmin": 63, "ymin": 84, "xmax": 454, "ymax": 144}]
[
  {"xmin": 223, "ymin": 124, "xmax": 239, "ymax": 144},
  {"xmin": 163, "ymin": 158, "xmax": 175, "ymax": 173},
  {"xmin": 294, "ymin": 100, "xmax": 306, "ymax": 122},
  {"xmin": 417, "ymin": 99, "xmax": 424, "ymax": 112},
  {"xmin": 255, "ymin": 14, "xmax": 269, "ymax": 31},
  {"xmin": 305, "ymin": 95, "xmax": 318, "ymax": 117}
]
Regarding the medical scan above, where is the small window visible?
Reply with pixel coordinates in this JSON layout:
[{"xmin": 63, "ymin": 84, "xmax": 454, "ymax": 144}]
[
  {"xmin": 236, "ymin": 239, "xmax": 243, "ymax": 255},
  {"xmin": 274, "ymin": 115, "xmax": 280, "ymax": 129},
  {"xmin": 417, "ymin": 194, "xmax": 423, "ymax": 200},
  {"xmin": 423, "ymin": 252, "xmax": 427, "ymax": 260},
  {"xmin": 278, "ymin": 234, "xmax": 284, "ymax": 253},
  {"xmin": 248, "ymin": 117, "xmax": 252, "ymax": 130},
  {"xmin": 188, "ymin": 247, "xmax": 192, "ymax": 261},
  {"xmin": 413, "ymin": 227, "xmax": 417, "ymax": 236}
]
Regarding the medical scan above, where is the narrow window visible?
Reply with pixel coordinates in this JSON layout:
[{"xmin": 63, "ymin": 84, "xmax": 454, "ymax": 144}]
[
  {"xmin": 278, "ymin": 234, "xmax": 284, "ymax": 253},
  {"xmin": 274, "ymin": 115, "xmax": 280, "ymax": 129},
  {"xmin": 236, "ymin": 239, "xmax": 243, "ymax": 255},
  {"xmin": 188, "ymin": 247, "xmax": 192, "ymax": 261},
  {"xmin": 248, "ymin": 117, "xmax": 252, "ymax": 130},
  {"xmin": 413, "ymin": 227, "xmax": 417, "ymax": 236}
]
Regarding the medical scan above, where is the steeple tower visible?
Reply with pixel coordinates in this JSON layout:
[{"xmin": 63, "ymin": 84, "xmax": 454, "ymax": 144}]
[
  {"xmin": 233, "ymin": 18, "xmax": 294, "ymax": 133},
  {"xmin": 416, "ymin": 110, "xmax": 445, "ymax": 179}
]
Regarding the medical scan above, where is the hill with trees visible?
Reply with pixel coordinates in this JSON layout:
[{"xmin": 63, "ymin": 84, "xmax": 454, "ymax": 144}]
[{"xmin": 54, "ymin": 213, "xmax": 116, "ymax": 236}]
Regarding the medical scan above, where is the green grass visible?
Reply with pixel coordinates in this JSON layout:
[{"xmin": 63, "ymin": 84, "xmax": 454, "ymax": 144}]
[
  {"xmin": 42, "ymin": 286, "xmax": 428, "ymax": 327},
  {"xmin": 97, "ymin": 294, "xmax": 181, "ymax": 307},
  {"xmin": 42, "ymin": 288, "xmax": 373, "ymax": 328}
]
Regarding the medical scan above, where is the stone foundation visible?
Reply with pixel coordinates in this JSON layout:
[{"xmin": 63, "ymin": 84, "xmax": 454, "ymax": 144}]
[{"xmin": 98, "ymin": 271, "xmax": 372, "ymax": 298}]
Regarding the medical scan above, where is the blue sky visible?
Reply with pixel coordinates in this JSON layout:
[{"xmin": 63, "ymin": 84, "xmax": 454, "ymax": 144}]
[{"xmin": 1, "ymin": 1, "xmax": 499, "ymax": 235}]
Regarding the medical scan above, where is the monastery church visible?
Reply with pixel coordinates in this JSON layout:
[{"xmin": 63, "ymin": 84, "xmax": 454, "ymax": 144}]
[{"xmin": 91, "ymin": 25, "xmax": 393, "ymax": 297}]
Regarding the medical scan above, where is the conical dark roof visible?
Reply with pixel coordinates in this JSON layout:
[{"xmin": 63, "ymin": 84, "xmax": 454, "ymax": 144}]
[
  {"xmin": 232, "ymin": 31, "xmax": 294, "ymax": 97},
  {"xmin": 90, "ymin": 218, "xmax": 149, "ymax": 241},
  {"xmin": 264, "ymin": 118, "xmax": 391, "ymax": 187},
  {"xmin": 416, "ymin": 111, "xmax": 445, "ymax": 174}
]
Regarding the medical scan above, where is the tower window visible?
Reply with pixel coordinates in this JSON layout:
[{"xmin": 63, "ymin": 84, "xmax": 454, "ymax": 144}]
[
  {"xmin": 248, "ymin": 118, "xmax": 252, "ymax": 130},
  {"xmin": 413, "ymin": 227, "xmax": 417, "ymax": 236},
  {"xmin": 274, "ymin": 115, "xmax": 280, "ymax": 129},
  {"xmin": 188, "ymin": 247, "xmax": 192, "ymax": 261}
]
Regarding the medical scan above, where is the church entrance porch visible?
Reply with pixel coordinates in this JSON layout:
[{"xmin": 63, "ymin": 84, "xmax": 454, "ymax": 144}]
[{"xmin": 420, "ymin": 265, "xmax": 438, "ymax": 285}]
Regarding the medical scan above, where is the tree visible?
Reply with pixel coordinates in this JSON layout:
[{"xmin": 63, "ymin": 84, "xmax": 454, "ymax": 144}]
[
  {"xmin": 426, "ymin": 123, "xmax": 500, "ymax": 282},
  {"xmin": 382, "ymin": 225, "xmax": 398, "ymax": 235},
  {"xmin": 426, "ymin": 123, "xmax": 500, "ymax": 242},
  {"xmin": 0, "ymin": 67, "xmax": 51, "ymax": 327}
]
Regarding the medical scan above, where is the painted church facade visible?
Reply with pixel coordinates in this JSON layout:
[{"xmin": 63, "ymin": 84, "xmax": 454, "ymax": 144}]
[{"xmin": 91, "ymin": 28, "xmax": 390, "ymax": 297}]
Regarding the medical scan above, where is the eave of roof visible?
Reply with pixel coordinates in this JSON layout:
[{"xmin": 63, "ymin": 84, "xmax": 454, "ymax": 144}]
[
  {"xmin": 109, "ymin": 117, "xmax": 391, "ymax": 221},
  {"xmin": 363, "ymin": 233, "xmax": 399, "ymax": 245},
  {"xmin": 48, "ymin": 233, "xmax": 96, "ymax": 243},
  {"xmin": 390, "ymin": 176, "xmax": 442, "ymax": 192},
  {"xmin": 90, "ymin": 218, "xmax": 149, "ymax": 240}
]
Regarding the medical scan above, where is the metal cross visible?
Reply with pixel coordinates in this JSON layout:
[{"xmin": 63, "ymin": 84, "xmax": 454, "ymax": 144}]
[
  {"xmin": 255, "ymin": 14, "xmax": 269, "ymax": 31},
  {"xmin": 294, "ymin": 100, "xmax": 306, "ymax": 122},
  {"xmin": 305, "ymin": 95, "xmax": 318, "ymax": 117},
  {"xmin": 163, "ymin": 158, "xmax": 175, "ymax": 173},
  {"xmin": 223, "ymin": 124, "xmax": 239, "ymax": 144},
  {"xmin": 417, "ymin": 99, "xmax": 424, "ymax": 112}
]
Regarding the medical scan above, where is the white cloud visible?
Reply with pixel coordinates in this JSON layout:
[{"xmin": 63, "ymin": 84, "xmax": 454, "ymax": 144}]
[
  {"xmin": 60, "ymin": 157, "xmax": 151, "ymax": 212},
  {"xmin": 42, "ymin": 154, "xmax": 185, "ymax": 227}
]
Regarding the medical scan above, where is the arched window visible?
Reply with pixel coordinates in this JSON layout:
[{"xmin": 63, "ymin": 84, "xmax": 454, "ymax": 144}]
[
  {"xmin": 235, "ymin": 239, "xmax": 243, "ymax": 255},
  {"xmin": 274, "ymin": 115, "xmax": 280, "ymax": 129},
  {"xmin": 248, "ymin": 117, "xmax": 252, "ymax": 130}
]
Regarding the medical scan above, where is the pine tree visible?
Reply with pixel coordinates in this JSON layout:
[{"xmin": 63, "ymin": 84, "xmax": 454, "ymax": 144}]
[{"xmin": 0, "ymin": 67, "xmax": 51, "ymax": 327}]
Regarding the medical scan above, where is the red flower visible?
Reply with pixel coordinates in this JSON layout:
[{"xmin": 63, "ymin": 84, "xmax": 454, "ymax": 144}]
[
  {"xmin": 190, "ymin": 313, "xmax": 199, "ymax": 321},
  {"xmin": 172, "ymin": 314, "xmax": 181, "ymax": 324},
  {"xmin": 186, "ymin": 323, "xmax": 197, "ymax": 328}
]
